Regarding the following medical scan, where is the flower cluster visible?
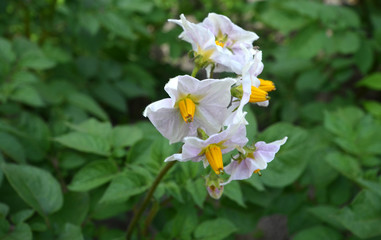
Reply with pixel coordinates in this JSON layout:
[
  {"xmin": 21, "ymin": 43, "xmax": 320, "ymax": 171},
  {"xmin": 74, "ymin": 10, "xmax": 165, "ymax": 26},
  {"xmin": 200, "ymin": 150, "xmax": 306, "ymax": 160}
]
[{"xmin": 144, "ymin": 13, "xmax": 287, "ymax": 199}]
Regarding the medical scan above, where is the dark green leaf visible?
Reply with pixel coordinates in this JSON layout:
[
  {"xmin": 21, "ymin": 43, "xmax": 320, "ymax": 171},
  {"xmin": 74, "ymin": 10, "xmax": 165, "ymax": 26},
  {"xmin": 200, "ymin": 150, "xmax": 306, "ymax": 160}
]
[
  {"xmin": 1, "ymin": 164, "xmax": 63, "ymax": 216},
  {"xmin": 186, "ymin": 178, "xmax": 207, "ymax": 208},
  {"xmin": 58, "ymin": 223, "xmax": 84, "ymax": 240},
  {"xmin": 194, "ymin": 218, "xmax": 237, "ymax": 240},
  {"xmin": 223, "ymin": 181, "xmax": 245, "ymax": 207},
  {"xmin": 293, "ymin": 225, "xmax": 342, "ymax": 240},
  {"xmin": 0, "ymin": 132, "xmax": 25, "ymax": 163}
]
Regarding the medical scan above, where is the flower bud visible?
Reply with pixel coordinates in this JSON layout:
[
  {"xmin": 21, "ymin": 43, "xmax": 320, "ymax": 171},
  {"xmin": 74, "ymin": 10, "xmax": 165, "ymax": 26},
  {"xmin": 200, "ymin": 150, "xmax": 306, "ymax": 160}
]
[{"xmin": 205, "ymin": 173, "xmax": 224, "ymax": 199}]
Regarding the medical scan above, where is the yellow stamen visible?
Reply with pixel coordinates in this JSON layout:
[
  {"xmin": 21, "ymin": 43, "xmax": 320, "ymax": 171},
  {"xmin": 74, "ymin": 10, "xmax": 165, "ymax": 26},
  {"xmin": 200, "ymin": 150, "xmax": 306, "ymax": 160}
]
[
  {"xmin": 178, "ymin": 98, "xmax": 196, "ymax": 123},
  {"xmin": 205, "ymin": 145, "xmax": 223, "ymax": 175},
  {"xmin": 215, "ymin": 40, "xmax": 225, "ymax": 48},
  {"xmin": 258, "ymin": 79, "xmax": 276, "ymax": 92},
  {"xmin": 249, "ymin": 86, "xmax": 269, "ymax": 103},
  {"xmin": 254, "ymin": 169, "xmax": 262, "ymax": 176}
]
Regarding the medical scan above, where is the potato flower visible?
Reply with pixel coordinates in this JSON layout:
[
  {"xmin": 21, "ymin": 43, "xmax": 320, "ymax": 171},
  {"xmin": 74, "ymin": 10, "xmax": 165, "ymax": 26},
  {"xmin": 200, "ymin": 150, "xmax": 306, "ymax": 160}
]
[{"xmin": 143, "ymin": 75, "xmax": 235, "ymax": 144}]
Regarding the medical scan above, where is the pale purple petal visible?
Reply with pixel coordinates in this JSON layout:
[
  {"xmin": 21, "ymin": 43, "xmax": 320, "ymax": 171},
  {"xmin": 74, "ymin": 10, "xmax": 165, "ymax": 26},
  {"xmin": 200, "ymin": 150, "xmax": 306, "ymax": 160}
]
[{"xmin": 254, "ymin": 137, "xmax": 288, "ymax": 163}]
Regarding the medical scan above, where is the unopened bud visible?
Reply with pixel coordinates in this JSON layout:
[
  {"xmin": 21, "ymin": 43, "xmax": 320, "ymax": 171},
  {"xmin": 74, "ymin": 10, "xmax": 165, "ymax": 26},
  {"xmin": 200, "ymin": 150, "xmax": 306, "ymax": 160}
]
[{"xmin": 205, "ymin": 173, "xmax": 224, "ymax": 199}]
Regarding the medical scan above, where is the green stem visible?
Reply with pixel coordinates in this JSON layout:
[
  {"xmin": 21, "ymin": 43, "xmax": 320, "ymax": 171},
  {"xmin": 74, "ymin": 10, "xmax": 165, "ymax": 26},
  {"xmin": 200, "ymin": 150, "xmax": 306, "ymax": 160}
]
[
  {"xmin": 126, "ymin": 161, "xmax": 176, "ymax": 240},
  {"xmin": 191, "ymin": 66, "xmax": 199, "ymax": 77}
]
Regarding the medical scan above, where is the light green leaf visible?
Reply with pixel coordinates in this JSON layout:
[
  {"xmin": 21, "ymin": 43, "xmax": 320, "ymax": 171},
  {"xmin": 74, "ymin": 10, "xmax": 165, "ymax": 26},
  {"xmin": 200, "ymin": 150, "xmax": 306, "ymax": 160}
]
[
  {"xmin": 10, "ymin": 209, "xmax": 34, "ymax": 224},
  {"xmin": 68, "ymin": 118, "xmax": 112, "ymax": 139},
  {"xmin": 79, "ymin": 13, "xmax": 100, "ymax": 35},
  {"xmin": 223, "ymin": 181, "xmax": 245, "ymax": 207},
  {"xmin": 99, "ymin": 172, "xmax": 149, "ymax": 204},
  {"xmin": 243, "ymin": 176, "xmax": 265, "ymax": 191},
  {"xmin": 10, "ymin": 85, "xmax": 45, "ymax": 107},
  {"xmin": 1, "ymin": 223, "xmax": 32, "ymax": 240},
  {"xmin": 0, "ymin": 132, "xmax": 26, "ymax": 163},
  {"xmin": 186, "ymin": 178, "xmax": 207, "ymax": 208},
  {"xmin": 58, "ymin": 223, "xmax": 84, "ymax": 240},
  {"xmin": 357, "ymin": 73, "xmax": 381, "ymax": 90},
  {"xmin": 363, "ymin": 100, "xmax": 381, "ymax": 119},
  {"xmin": 293, "ymin": 225, "xmax": 342, "ymax": 240},
  {"xmin": 68, "ymin": 93, "xmax": 108, "ymax": 121},
  {"xmin": 0, "ymin": 38, "xmax": 16, "ymax": 63},
  {"xmin": 308, "ymin": 205, "xmax": 344, "ymax": 230},
  {"xmin": 325, "ymin": 152, "xmax": 362, "ymax": 180},
  {"xmin": 194, "ymin": 218, "xmax": 237, "ymax": 240},
  {"xmin": 165, "ymin": 182, "xmax": 184, "ymax": 203},
  {"xmin": 55, "ymin": 132, "xmax": 111, "ymax": 156},
  {"xmin": 68, "ymin": 160, "xmax": 118, "ymax": 192},
  {"xmin": 19, "ymin": 49, "xmax": 55, "ymax": 70},
  {"xmin": 116, "ymin": 0, "xmax": 154, "ymax": 13},
  {"xmin": 1, "ymin": 164, "xmax": 63, "ymax": 216},
  {"xmin": 111, "ymin": 125, "xmax": 143, "ymax": 148}
]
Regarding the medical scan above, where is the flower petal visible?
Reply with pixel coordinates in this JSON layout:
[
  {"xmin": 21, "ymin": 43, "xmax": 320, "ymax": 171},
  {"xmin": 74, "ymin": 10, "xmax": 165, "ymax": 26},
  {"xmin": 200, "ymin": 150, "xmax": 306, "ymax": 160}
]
[{"xmin": 254, "ymin": 137, "xmax": 288, "ymax": 164}]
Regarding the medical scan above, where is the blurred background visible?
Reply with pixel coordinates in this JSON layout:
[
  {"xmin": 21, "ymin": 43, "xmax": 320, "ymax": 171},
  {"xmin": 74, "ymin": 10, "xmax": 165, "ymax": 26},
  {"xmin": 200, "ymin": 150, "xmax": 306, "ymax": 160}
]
[{"xmin": 1, "ymin": 0, "xmax": 381, "ymax": 239}]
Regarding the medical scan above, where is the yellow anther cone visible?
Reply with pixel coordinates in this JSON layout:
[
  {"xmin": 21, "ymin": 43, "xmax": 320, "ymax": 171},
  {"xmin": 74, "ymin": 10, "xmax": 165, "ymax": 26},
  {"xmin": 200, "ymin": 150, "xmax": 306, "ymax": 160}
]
[
  {"xmin": 249, "ymin": 86, "xmax": 269, "ymax": 103},
  {"xmin": 178, "ymin": 98, "xmax": 196, "ymax": 123},
  {"xmin": 205, "ymin": 145, "xmax": 223, "ymax": 175},
  {"xmin": 258, "ymin": 79, "xmax": 276, "ymax": 92}
]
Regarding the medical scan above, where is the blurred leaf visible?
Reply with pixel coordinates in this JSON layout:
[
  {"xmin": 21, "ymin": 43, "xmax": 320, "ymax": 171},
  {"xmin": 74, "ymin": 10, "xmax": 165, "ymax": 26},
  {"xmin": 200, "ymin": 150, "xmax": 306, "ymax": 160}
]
[
  {"xmin": 19, "ymin": 49, "xmax": 56, "ymax": 70},
  {"xmin": 194, "ymin": 218, "xmax": 237, "ymax": 240},
  {"xmin": 116, "ymin": 0, "xmax": 154, "ymax": 13},
  {"xmin": 68, "ymin": 93, "xmax": 108, "ymax": 121},
  {"xmin": 1, "ymin": 164, "xmax": 63, "ymax": 216},
  {"xmin": 0, "ymin": 223, "xmax": 32, "ymax": 240},
  {"xmin": 165, "ymin": 206, "xmax": 198, "ymax": 240},
  {"xmin": 363, "ymin": 101, "xmax": 381, "ymax": 119},
  {"xmin": 92, "ymin": 83, "xmax": 126, "ymax": 112},
  {"xmin": 308, "ymin": 205, "xmax": 344, "ymax": 230},
  {"xmin": 68, "ymin": 118, "xmax": 112, "ymax": 139},
  {"xmin": 337, "ymin": 190, "xmax": 381, "ymax": 239},
  {"xmin": 223, "ymin": 181, "xmax": 245, "ymax": 207},
  {"xmin": 257, "ymin": 123, "xmax": 309, "ymax": 188},
  {"xmin": 186, "ymin": 178, "xmax": 207, "ymax": 208},
  {"xmin": 354, "ymin": 41, "xmax": 374, "ymax": 74},
  {"xmin": 51, "ymin": 192, "xmax": 89, "ymax": 227},
  {"xmin": 293, "ymin": 225, "xmax": 342, "ymax": 240},
  {"xmin": 68, "ymin": 160, "xmax": 118, "ymax": 192},
  {"xmin": 99, "ymin": 171, "xmax": 149, "ymax": 204},
  {"xmin": 325, "ymin": 152, "xmax": 362, "ymax": 180},
  {"xmin": 10, "ymin": 85, "xmax": 45, "ymax": 107},
  {"xmin": 55, "ymin": 132, "xmax": 111, "ymax": 156},
  {"xmin": 111, "ymin": 125, "xmax": 143, "ymax": 148},
  {"xmin": 0, "ymin": 132, "xmax": 25, "ymax": 163},
  {"xmin": 79, "ymin": 13, "xmax": 100, "ymax": 35},
  {"xmin": 357, "ymin": 73, "xmax": 381, "ymax": 90},
  {"xmin": 244, "ymin": 105, "xmax": 257, "ymax": 141},
  {"xmin": 100, "ymin": 12, "xmax": 134, "ymax": 39},
  {"xmin": 165, "ymin": 181, "xmax": 184, "ymax": 203},
  {"xmin": 0, "ymin": 203, "xmax": 9, "ymax": 218},
  {"xmin": 10, "ymin": 209, "xmax": 34, "ymax": 224},
  {"xmin": 0, "ymin": 38, "xmax": 15, "ymax": 63},
  {"xmin": 291, "ymin": 27, "xmax": 327, "ymax": 59},
  {"xmin": 58, "ymin": 223, "xmax": 84, "ymax": 240}
]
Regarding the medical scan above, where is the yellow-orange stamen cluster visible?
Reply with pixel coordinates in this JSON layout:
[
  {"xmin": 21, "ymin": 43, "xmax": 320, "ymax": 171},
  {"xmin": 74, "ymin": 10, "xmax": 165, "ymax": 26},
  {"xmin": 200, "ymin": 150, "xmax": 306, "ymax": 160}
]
[
  {"xmin": 249, "ymin": 86, "xmax": 269, "ymax": 103},
  {"xmin": 178, "ymin": 98, "xmax": 196, "ymax": 123},
  {"xmin": 258, "ymin": 79, "xmax": 276, "ymax": 92},
  {"xmin": 205, "ymin": 145, "xmax": 223, "ymax": 175},
  {"xmin": 215, "ymin": 40, "xmax": 225, "ymax": 48}
]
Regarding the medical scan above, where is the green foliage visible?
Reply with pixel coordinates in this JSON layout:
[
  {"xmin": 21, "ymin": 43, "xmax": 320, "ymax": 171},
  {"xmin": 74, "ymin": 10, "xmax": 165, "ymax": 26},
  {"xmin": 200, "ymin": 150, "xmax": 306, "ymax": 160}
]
[{"xmin": 0, "ymin": 0, "xmax": 380, "ymax": 239}]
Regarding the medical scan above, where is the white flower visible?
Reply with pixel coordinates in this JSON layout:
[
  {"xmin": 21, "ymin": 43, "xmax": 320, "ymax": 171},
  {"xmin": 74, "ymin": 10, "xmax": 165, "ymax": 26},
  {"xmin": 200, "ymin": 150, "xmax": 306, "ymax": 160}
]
[
  {"xmin": 164, "ymin": 121, "xmax": 248, "ymax": 175},
  {"xmin": 223, "ymin": 137, "xmax": 288, "ymax": 185},
  {"xmin": 143, "ymin": 75, "xmax": 235, "ymax": 144}
]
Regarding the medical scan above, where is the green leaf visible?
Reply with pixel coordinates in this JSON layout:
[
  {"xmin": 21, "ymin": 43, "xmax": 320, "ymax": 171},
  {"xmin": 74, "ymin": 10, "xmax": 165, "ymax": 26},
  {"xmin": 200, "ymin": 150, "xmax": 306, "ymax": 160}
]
[
  {"xmin": 116, "ymin": 0, "xmax": 154, "ymax": 13},
  {"xmin": 92, "ymin": 83, "xmax": 126, "ymax": 112},
  {"xmin": 0, "ymin": 38, "xmax": 16, "ymax": 63},
  {"xmin": 10, "ymin": 85, "xmax": 45, "ymax": 107},
  {"xmin": 223, "ymin": 181, "xmax": 245, "ymax": 207},
  {"xmin": 325, "ymin": 152, "xmax": 362, "ymax": 180},
  {"xmin": 164, "ymin": 182, "xmax": 184, "ymax": 203},
  {"xmin": 194, "ymin": 218, "xmax": 237, "ymax": 240},
  {"xmin": 68, "ymin": 93, "xmax": 108, "ymax": 121},
  {"xmin": 308, "ymin": 205, "xmax": 344, "ymax": 230},
  {"xmin": 19, "ymin": 49, "xmax": 55, "ymax": 70},
  {"xmin": 79, "ymin": 13, "xmax": 100, "ymax": 35},
  {"xmin": 0, "ymin": 223, "xmax": 32, "ymax": 240},
  {"xmin": 363, "ymin": 101, "xmax": 381, "ymax": 119},
  {"xmin": 10, "ymin": 209, "xmax": 34, "ymax": 224},
  {"xmin": 55, "ymin": 132, "xmax": 111, "ymax": 156},
  {"xmin": 257, "ymin": 123, "xmax": 309, "ymax": 188},
  {"xmin": 0, "ymin": 132, "xmax": 26, "ymax": 163},
  {"xmin": 68, "ymin": 118, "xmax": 112, "ymax": 139},
  {"xmin": 1, "ymin": 164, "xmax": 63, "ymax": 216},
  {"xmin": 0, "ymin": 203, "xmax": 9, "ymax": 218},
  {"xmin": 243, "ymin": 176, "xmax": 265, "ymax": 191},
  {"xmin": 354, "ymin": 41, "xmax": 374, "ymax": 74},
  {"xmin": 293, "ymin": 225, "xmax": 342, "ymax": 240},
  {"xmin": 68, "ymin": 160, "xmax": 118, "ymax": 192},
  {"xmin": 99, "ymin": 172, "xmax": 149, "ymax": 204},
  {"xmin": 111, "ymin": 125, "xmax": 143, "ymax": 148},
  {"xmin": 58, "ymin": 223, "xmax": 84, "ymax": 240},
  {"xmin": 291, "ymin": 28, "xmax": 327, "ymax": 59},
  {"xmin": 185, "ymin": 178, "xmax": 207, "ymax": 208},
  {"xmin": 337, "ymin": 190, "xmax": 381, "ymax": 239},
  {"xmin": 51, "ymin": 192, "xmax": 89, "ymax": 227},
  {"xmin": 99, "ymin": 12, "xmax": 134, "ymax": 39},
  {"xmin": 244, "ymin": 105, "xmax": 257, "ymax": 141},
  {"xmin": 336, "ymin": 31, "xmax": 360, "ymax": 54},
  {"xmin": 357, "ymin": 73, "xmax": 381, "ymax": 90},
  {"xmin": 163, "ymin": 206, "xmax": 198, "ymax": 240}
]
